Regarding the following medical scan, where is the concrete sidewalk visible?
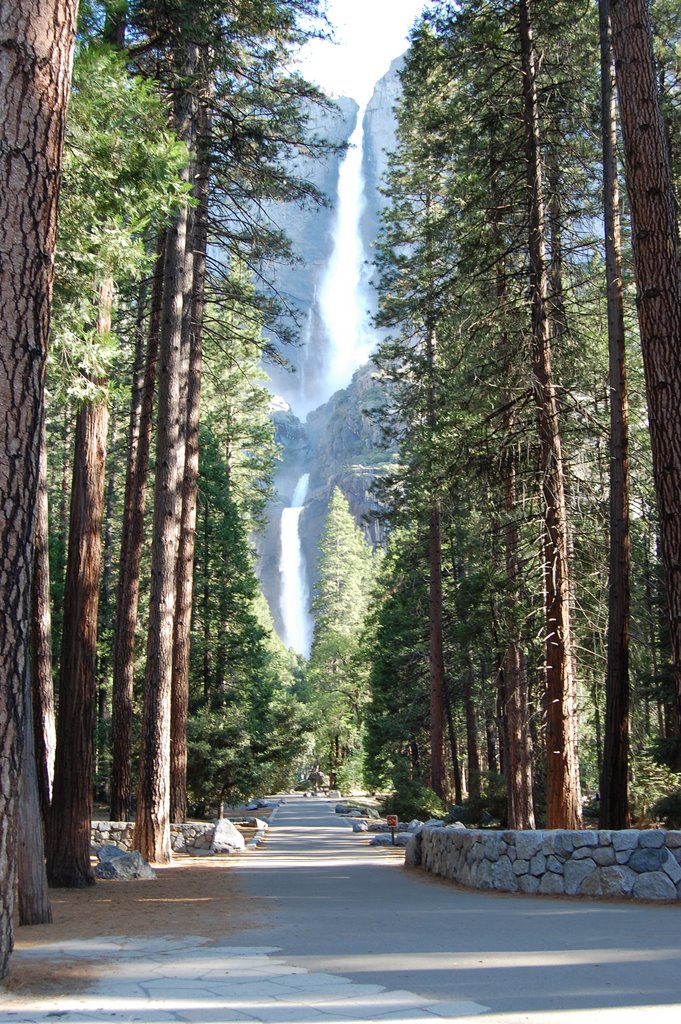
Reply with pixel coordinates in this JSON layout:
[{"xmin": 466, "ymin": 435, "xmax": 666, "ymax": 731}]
[{"xmin": 2, "ymin": 796, "xmax": 680, "ymax": 1023}]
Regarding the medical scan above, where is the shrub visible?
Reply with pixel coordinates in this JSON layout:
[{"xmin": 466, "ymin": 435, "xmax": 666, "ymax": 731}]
[
  {"xmin": 380, "ymin": 779, "xmax": 447, "ymax": 822},
  {"xmin": 650, "ymin": 790, "xmax": 681, "ymax": 829}
]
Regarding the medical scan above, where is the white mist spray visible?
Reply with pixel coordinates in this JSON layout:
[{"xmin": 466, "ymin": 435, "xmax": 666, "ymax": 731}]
[{"xmin": 279, "ymin": 473, "xmax": 313, "ymax": 656}]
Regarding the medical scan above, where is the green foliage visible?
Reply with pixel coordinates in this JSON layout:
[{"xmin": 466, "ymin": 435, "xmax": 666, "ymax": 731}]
[
  {"xmin": 629, "ymin": 755, "xmax": 681, "ymax": 825},
  {"xmin": 449, "ymin": 773, "xmax": 508, "ymax": 828},
  {"xmin": 380, "ymin": 771, "xmax": 447, "ymax": 823},
  {"xmin": 304, "ymin": 488, "xmax": 376, "ymax": 784},
  {"xmin": 363, "ymin": 528, "xmax": 431, "ymax": 792},
  {"xmin": 650, "ymin": 789, "xmax": 681, "ymax": 829},
  {"xmin": 52, "ymin": 43, "xmax": 188, "ymax": 401}
]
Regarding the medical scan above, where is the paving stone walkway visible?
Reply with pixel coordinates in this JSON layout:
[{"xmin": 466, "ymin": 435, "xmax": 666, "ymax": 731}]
[{"xmin": 1, "ymin": 938, "xmax": 488, "ymax": 1022}]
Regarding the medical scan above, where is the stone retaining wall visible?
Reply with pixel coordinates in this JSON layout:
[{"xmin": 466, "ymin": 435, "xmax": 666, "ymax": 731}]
[
  {"xmin": 407, "ymin": 827, "xmax": 681, "ymax": 902},
  {"xmin": 91, "ymin": 821, "xmax": 216, "ymax": 853}
]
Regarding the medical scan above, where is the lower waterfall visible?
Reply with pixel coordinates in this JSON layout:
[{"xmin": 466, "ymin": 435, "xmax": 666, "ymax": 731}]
[{"xmin": 279, "ymin": 473, "xmax": 313, "ymax": 657}]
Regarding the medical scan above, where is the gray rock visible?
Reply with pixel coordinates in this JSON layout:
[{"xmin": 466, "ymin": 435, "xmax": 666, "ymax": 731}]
[
  {"xmin": 519, "ymin": 874, "xmax": 541, "ymax": 894},
  {"xmin": 564, "ymin": 859, "xmax": 597, "ymax": 895},
  {"xmin": 632, "ymin": 871, "xmax": 677, "ymax": 901},
  {"xmin": 369, "ymin": 833, "xmax": 411, "ymax": 847},
  {"xmin": 482, "ymin": 833, "xmax": 502, "ymax": 862},
  {"xmin": 189, "ymin": 848, "xmax": 216, "ymax": 857},
  {"xmin": 94, "ymin": 850, "xmax": 156, "ymax": 880},
  {"xmin": 598, "ymin": 865, "xmax": 636, "ymax": 896},
  {"xmin": 327, "ymin": 791, "xmax": 341, "ymax": 799},
  {"xmin": 591, "ymin": 846, "xmax": 616, "ymax": 867},
  {"xmin": 612, "ymin": 830, "xmax": 641, "ymax": 851},
  {"xmin": 513, "ymin": 859, "xmax": 530, "ymax": 876},
  {"xmin": 447, "ymin": 821, "xmax": 467, "ymax": 830},
  {"xmin": 530, "ymin": 852, "xmax": 547, "ymax": 876},
  {"xmin": 97, "ymin": 844, "xmax": 128, "ymax": 863},
  {"xmin": 639, "ymin": 830, "xmax": 665, "ymax": 848},
  {"xmin": 404, "ymin": 833, "xmax": 422, "ymax": 867},
  {"xmin": 665, "ymin": 831, "xmax": 681, "ymax": 849},
  {"xmin": 573, "ymin": 831, "xmax": 599, "ymax": 848},
  {"xmin": 539, "ymin": 872, "xmax": 565, "ymax": 895},
  {"xmin": 492, "ymin": 857, "xmax": 518, "ymax": 892},
  {"xmin": 546, "ymin": 855, "xmax": 564, "ymax": 874},
  {"xmin": 352, "ymin": 820, "xmax": 368, "ymax": 833},
  {"xmin": 211, "ymin": 818, "xmax": 245, "ymax": 854},
  {"xmin": 515, "ymin": 832, "xmax": 544, "ymax": 861},
  {"xmin": 424, "ymin": 818, "xmax": 446, "ymax": 828},
  {"xmin": 629, "ymin": 847, "xmax": 668, "ymax": 873},
  {"xmin": 662, "ymin": 850, "xmax": 681, "ymax": 884}
]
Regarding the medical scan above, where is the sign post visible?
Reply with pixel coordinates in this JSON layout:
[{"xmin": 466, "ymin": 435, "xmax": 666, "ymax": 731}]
[{"xmin": 386, "ymin": 814, "xmax": 398, "ymax": 845}]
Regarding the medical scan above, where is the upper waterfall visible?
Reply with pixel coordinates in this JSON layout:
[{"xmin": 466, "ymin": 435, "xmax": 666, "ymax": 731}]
[{"xmin": 315, "ymin": 101, "xmax": 376, "ymax": 407}]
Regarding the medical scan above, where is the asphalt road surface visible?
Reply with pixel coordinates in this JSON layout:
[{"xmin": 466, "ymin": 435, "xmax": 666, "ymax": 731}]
[{"xmin": 233, "ymin": 795, "xmax": 681, "ymax": 1023}]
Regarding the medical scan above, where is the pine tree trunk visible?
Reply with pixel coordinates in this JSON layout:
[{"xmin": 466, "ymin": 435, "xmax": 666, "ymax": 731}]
[
  {"xmin": 47, "ymin": 279, "xmax": 112, "ymax": 888},
  {"xmin": 0, "ymin": 0, "xmax": 77, "ymax": 977},
  {"xmin": 610, "ymin": 0, "xmax": 681, "ymax": 767},
  {"xmin": 519, "ymin": 0, "xmax": 581, "ymax": 829},
  {"xmin": 463, "ymin": 658, "xmax": 481, "ymax": 801},
  {"xmin": 599, "ymin": 0, "xmax": 631, "ymax": 829},
  {"xmin": 32, "ymin": 413, "xmax": 56, "ymax": 827},
  {"xmin": 135, "ymin": 56, "xmax": 196, "ymax": 861},
  {"xmin": 171, "ymin": 84, "xmax": 210, "ymax": 824},
  {"xmin": 18, "ymin": 660, "xmax": 52, "ymax": 925},
  {"xmin": 110, "ymin": 236, "xmax": 164, "ymax": 821}
]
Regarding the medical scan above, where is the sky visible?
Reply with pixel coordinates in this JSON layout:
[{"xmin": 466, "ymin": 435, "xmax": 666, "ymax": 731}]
[{"xmin": 297, "ymin": 0, "xmax": 429, "ymax": 106}]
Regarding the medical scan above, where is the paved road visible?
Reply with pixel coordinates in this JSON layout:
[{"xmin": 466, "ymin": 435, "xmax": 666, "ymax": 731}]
[
  {"xmin": 236, "ymin": 797, "xmax": 681, "ymax": 1022},
  {"xmin": 2, "ymin": 795, "xmax": 680, "ymax": 1023}
]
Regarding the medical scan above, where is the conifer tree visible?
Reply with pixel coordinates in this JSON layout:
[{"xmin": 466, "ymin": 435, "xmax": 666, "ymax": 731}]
[{"xmin": 307, "ymin": 488, "xmax": 375, "ymax": 787}]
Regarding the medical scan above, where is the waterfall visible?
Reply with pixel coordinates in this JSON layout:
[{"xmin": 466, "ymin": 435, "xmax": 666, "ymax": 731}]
[
  {"xmin": 273, "ymin": 99, "xmax": 378, "ymax": 657},
  {"xmin": 316, "ymin": 101, "xmax": 375, "ymax": 402},
  {"xmin": 279, "ymin": 473, "xmax": 313, "ymax": 656}
]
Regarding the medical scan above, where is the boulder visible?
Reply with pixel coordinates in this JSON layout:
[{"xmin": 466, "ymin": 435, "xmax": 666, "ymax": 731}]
[
  {"xmin": 211, "ymin": 818, "xmax": 246, "ymax": 854},
  {"xmin": 352, "ymin": 820, "xmax": 369, "ymax": 832},
  {"xmin": 97, "ymin": 844, "xmax": 127, "ymax": 863},
  {"xmin": 370, "ymin": 833, "xmax": 411, "ymax": 847},
  {"xmin": 94, "ymin": 850, "xmax": 156, "ymax": 880},
  {"xmin": 632, "ymin": 871, "xmax": 677, "ymax": 901}
]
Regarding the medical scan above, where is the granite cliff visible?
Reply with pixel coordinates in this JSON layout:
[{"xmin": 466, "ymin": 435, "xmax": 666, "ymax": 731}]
[{"xmin": 258, "ymin": 59, "xmax": 403, "ymax": 646}]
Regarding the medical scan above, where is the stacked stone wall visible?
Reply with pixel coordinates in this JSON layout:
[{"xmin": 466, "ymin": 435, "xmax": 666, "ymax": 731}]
[
  {"xmin": 408, "ymin": 827, "xmax": 681, "ymax": 902},
  {"xmin": 91, "ymin": 821, "xmax": 215, "ymax": 853}
]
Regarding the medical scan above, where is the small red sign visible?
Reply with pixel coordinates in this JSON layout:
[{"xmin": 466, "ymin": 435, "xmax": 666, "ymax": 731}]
[{"xmin": 386, "ymin": 814, "xmax": 398, "ymax": 828}]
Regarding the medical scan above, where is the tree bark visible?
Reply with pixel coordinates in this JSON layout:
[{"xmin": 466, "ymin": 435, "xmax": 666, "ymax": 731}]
[
  {"xmin": 519, "ymin": 0, "xmax": 581, "ymax": 829},
  {"xmin": 18, "ymin": 658, "xmax": 52, "ymax": 925},
  {"xmin": 135, "ymin": 54, "xmax": 196, "ymax": 862},
  {"xmin": 171, "ymin": 80, "xmax": 210, "ymax": 824},
  {"xmin": 110, "ymin": 237, "xmax": 164, "ymax": 821},
  {"xmin": 0, "ymin": 0, "xmax": 77, "ymax": 977},
  {"xmin": 32, "ymin": 412, "xmax": 56, "ymax": 827},
  {"xmin": 463, "ymin": 658, "xmax": 481, "ymax": 802},
  {"xmin": 599, "ymin": 0, "xmax": 631, "ymax": 829},
  {"xmin": 610, "ymin": 0, "xmax": 681, "ymax": 767},
  {"xmin": 47, "ymin": 279, "xmax": 112, "ymax": 888}
]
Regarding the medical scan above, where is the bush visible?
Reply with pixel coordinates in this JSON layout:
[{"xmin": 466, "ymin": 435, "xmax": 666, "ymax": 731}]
[
  {"xmin": 448, "ymin": 772, "xmax": 508, "ymax": 827},
  {"xmin": 630, "ymin": 754, "xmax": 681, "ymax": 824},
  {"xmin": 380, "ymin": 780, "xmax": 447, "ymax": 822},
  {"xmin": 651, "ymin": 790, "xmax": 681, "ymax": 829}
]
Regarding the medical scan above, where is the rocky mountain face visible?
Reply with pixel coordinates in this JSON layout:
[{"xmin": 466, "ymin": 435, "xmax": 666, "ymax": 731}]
[
  {"xmin": 257, "ymin": 59, "xmax": 403, "ymax": 644},
  {"xmin": 258, "ymin": 366, "xmax": 396, "ymax": 641}
]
